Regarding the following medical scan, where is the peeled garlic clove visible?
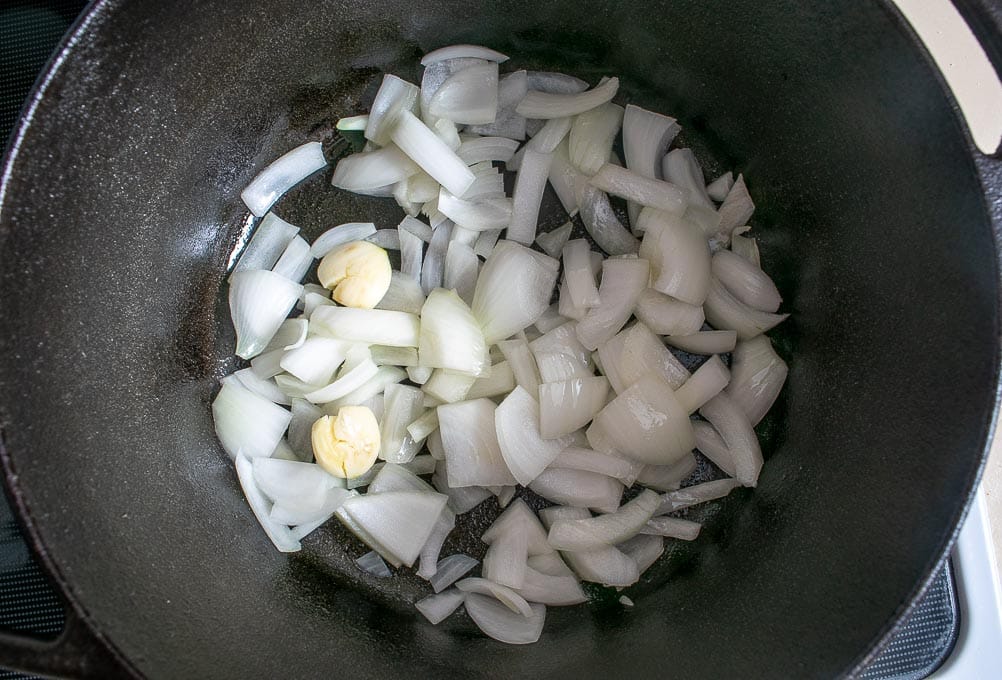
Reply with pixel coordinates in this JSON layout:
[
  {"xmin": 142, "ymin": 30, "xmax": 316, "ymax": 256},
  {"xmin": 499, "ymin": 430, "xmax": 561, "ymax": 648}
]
[
  {"xmin": 312, "ymin": 406, "xmax": 381, "ymax": 478},
  {"xmin": 317, "ymin": 241, "xmax": 392, "ymax": 309}
]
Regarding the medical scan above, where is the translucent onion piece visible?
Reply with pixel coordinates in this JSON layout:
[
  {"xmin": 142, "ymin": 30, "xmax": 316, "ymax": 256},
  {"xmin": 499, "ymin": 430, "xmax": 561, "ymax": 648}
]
[
  {"xmin": 398, "ymin": 215, "xmax": 433, "ymax": 243},
  {"xmin": 391, "ymin": 110, "xmax": 476, "ymax": 197},
  {"xmin": 530, "ymin": 322, "xmax": 594, "ymax": 383},
  {"xmin": 417, "ymin": 508, "xmax": 456, "ymax": 579},
  {"xmin": 419, "ymin": 288, "xmax": 488, "ymax": 376},
  {"xmin": 457, "ymin": 136, "xmax": 520, "ymax": 164},
  {"xmin": 576, "ymin": 258, "xmax": 650, "ymax": 350},
  {"xmin": 482, "ymin": 530, "xmax": 529, "ymax": 589},
  {"xmin": 230, "ymin": 212, "xmax": 299, "ymax": 278},
  {"xmin": 588, "ymin": 375, "xmax": 694, "ymax": 466},
  {"xmin": 438, "ymin": 398, "xmax": 516, "ymax": 487},
  {"xmin": 302, "ymin": 292, "xmax": 335, "ymax": 317},
  {"xmin": 234, "ymin": 455, "xmax": 301, "ymax": 552},
  {"xmin": 547, "ymin": 489, "xmax": 660, "ymax": 552},
  {"xmin": 456, "ymin": 578, "xmax": 532, "ymax": 617},
  {"xmin": 507, "ymin": 149, "xmax": 553, "ymax": 244},
  {"xmin": 703, "ymin": 278, "xmax": 789, "ymax": 340},
  {"xmin": 717, "ymin": 174, "xmax": 755, "ymax": 239},
  {"xmin": 590, "ymin": 163, "xmax": 687, "ymax": 215},
  {"xmin": 548, "ymin": 139, "xmax": 582, "ymax": 217},
  {"xmin": 407, "ymin": 408, "xmax": 439, "ymax": 442},
  {"xmin": 377, "ymin": 271, "xmax": 426, "ymax": 314},
  {"xmin": 692, "ymin": 421, "xmax": 737, "ymax": 477},
  {"xmin": 371, "ymin": 345, "xmax": 418, "ymax": 367},
  {"xmin": 661, "ymin": 148, "xmax": 713, "ymax": 209},
  {"xmin": 534, "ymin": 304, "xmax": 569, "ymax": 334},
  {"xmin": 699, "ymin": 392, "xmax": 762, "ymax": 487},
  {"xmin": 430, "ymin": 554, "xmax": 479, "ymax": 592},
  {"xmin": 711, "ymin": 250, "xmax": 782, "ymax": 313},
  {"xmin": 481, "ymin": 498, "xmax": 552, "ymax": 556},
  {"xmin": 311, "ymin": 223, "xmax": 379, "ymax": 259},
  {"xmin": 421, "ymin": 44, "xmax": 509, "ymax": 65},
  {"xmin": 356, "ymin": 550, "xmax": 392, "ymax": 578},
  {"xmin": 428, "ymin": 62, "xmax": 499, "ymax": 125},
  {"xmin": 312, "ymin": 306, "xmax": 420, "ymax": 347},
  {"xmin": 529, "ymin": 468, "xmax": 624, "ymax": 513},
  {"xmin": 730, "ymin": 225, "xmax": 761, "ymax": 266},
  {"xmin": 497, "ymin": 338, "xmax": 541, "ymax": 396},
  {"xmin": 538, "ymin": 506, "xmax": 638, "ymax": 587},
  {"xmin": 437, "ymin": 189, "xmax": 511, "ymax": 231},
  {"xmin": 466, "ymin": 361, "xmax": 516, "ymax": 400},
  {"xmin": 432, "ymin": 460, "xmax": 492, "ymax": 513},
  {"xmin": 335, "ymin": 490, "xmax": 448, "ymax": 567},
  {"xmin": 444, "ymin": 241, "xmax": 479, "ymax": 305},
  {"xmin": 288, "ymin": 399, "xmax": 323, "ymax": 462},
  {"xmin": 273, "ymin": 373, "xmax": 320, "ymax": 400},
  {"xmin": 642, "ymin": 516, "xmax": 702, "ymax": 541},
  {"xmin": 407, "ymin": 365, "xmax": 434, "ymax": 386},
  {"xmin": 331, "ymin": 146, "xmax": 419, "ymax": 193},
  {"xmin": 423, "ymin": 369, "xmax": 476, "ymax": 404},
  {"xmin": 421, "ymin": 221, "xmax": 452, "ymax": 294},
  {"xmin": 464, "ymin": 593, "xmax": 546, "ymax": 645},
  {"xmin": 472, "ymin": 240, "xmax": 560, "ymax": 344},
  {"xmin": 280, "ymin": 337, "xmax": 350, "ymax": 386},
  {"xmin": 527, "ymin": 552, "xmax": 576, "ymax": 577},
  {"xmin": 323, "ymin": 366, "xmax": 406, "ymax": 413},
  {"xmin": 415, "ymin": 589, "xmax": 465, "ymax": 625},
  {"xmin": 528, "ymin": 116, "xmax": 573, "ymax": 153},
  {"xmin": 657, "ymin": 478, "xmax": 743, "ymax": 515},
  {"xmin": 636, "ymin": 454, "xmax": 698, "ymax": 492},
  {"xmin": 420, "ymin": 58, "xmax": 484, "ymax": 127},
  {"xmin": 213, "ymin": 382, "xmax": 292, "ymax": 460},
  {"xmin": 675, "ymin": 355, "xmax": 730, "ymax": 414},
  {"xmin": 633, "ymin": 288, "xmax": 705, "ymax": 336},
  {"xmin": 270, "ymin": 485, "xmax": 354, "ymax": 526},
  {"xmin": 526, "ymin": 71, "xmax": 589, "ymax": 94},
  {"xmin": 368, "ymin": 462, "xmax": 436, "ymax": 495},
  {"xmin": 569, "ymin": 103, "xmax": 624, "ymax": 176},
  {"xmin": 706, "ymin": 171, "xmax": 735, "ymax": 202},
  {"xmin": 495, "ymin": 386, "xmax": 569, "ymax": 485},
  {"xmin": 576, "ymin": 181, "xmax": 640, "ymax": 256},
  {"xmin": 233, "ymin": 367, "xmax": 289, "ymax": 406},
  {"xmin": 727, "ymin": 335, "xmax": 789, "ymax": 426},
  {"xmin": 251, "ymin": 349, "xmax": 287, "ymax": 380},
  {"xmin": 365, "ymin": 74, "xmax": 420, "ymax": 146},
  {"xmin": 551, "ymin": 447, "xmax": 641, "ymax": 485},
  {"xmin": 617, "ymin": 534, "xmax": 664, "ymax": 575},
  {"xmin": 269, "ymin": 438, "xmax": 300, "ymax": 462},
  {"xmin": 514, "ymin": 566, "xmax": 588, "ymax": 606},
  {"xmin": 538, "ymin": 377, "xmax": 610, "ymax": 439},
  {"xmin": 241, "ymin": 142, "xmax": 327, "ymax": 217},
  {"xmin": 229, "ymin": 269, "xmax": 304, "ymax": 359},
  {"xmin": 379, "ymin": 384, "xmax": 425, "ymax": 464},
  {"xmin": 622, "ymin": 104, "xmax": 681, "ymax": 180},
  {"xmin": 336, "ymin": 114, "xmax": 368, "ymax": 131},
  {"xmin": 563, "ymin": 239, "xmax": 601, "ymax": 308},
  {"xmin": 516, "ymin": 77, "xmax": 619, "ymax": 119},
  {"xmin": 637, "ymin": 208, "xmax": 710, "ymax": 305},
  {"xmin": 664, "ymin": 329, "xmax": 738, "ymax": 355},
  {"xmin": 467, "ymin": 70, "xmax": 529, "ymax": 140},
  {"xmin": 535, "ymin": 222, "xmax": 573, "ymax": 259},
  {"xmin": 473, "ymin": 228, "xmax": 503, "ymax": 259}
]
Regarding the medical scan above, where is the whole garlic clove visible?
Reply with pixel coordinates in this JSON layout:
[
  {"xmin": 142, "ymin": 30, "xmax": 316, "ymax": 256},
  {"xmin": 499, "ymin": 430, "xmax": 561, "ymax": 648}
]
[
  {"xmin": 317, "ymin": 241, "xmax": 392, "ymax": 309},
  {"xmin": 311, "ymin": 406, "xmax": 381, "ymax": 478}
]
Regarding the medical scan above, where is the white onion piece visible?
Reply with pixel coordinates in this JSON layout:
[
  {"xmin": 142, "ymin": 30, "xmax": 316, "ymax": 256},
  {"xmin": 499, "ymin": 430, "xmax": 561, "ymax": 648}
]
[
  {"xmin": 407, "ymin": 407, "xmax": 439, "ymax": 442},
  {"xmin": 657, "ymin": 478, "xmax": 743, "ymax": 514},
  {"xmin": 430, "ymin": 554, "xmax": 479, "ymax": 592},
  {"xmin": 230, "ymin": 212, "xmax": 299, "ymax": 278},
  {"xmin": 323, "ymin": 366, "xmax": 406, "ymax": 412},
  {"xmin": 472, "ymin": 240, "xmax": 559, "ymax": 344},
  {"xmin": 527, "ymin": 551, "xmax": 575, "ymax": 577},
  {"xmin": 617, "ymin": 534, "xmax": 664, "ymax": 575},
  {"xmin": 661, "ymin": 148, "xmax": 713, "ymax": 209},
  {"xmin": 379, "ymin": 384, "xmax": 425, "ymax": 464},
  {"xmin": 455, "ymin": 578, "xmax": 531, "ymax": 617},
  {"xmin": 569, "ymin": 103, "xmax": 624, "ymax": 176},
  {"xmin": 268, "ymin": 439, "xmax": 299, "ymax": 462},
  {"xmin": 716, "ymin": 174, "xmax": 754, "ymax": 239},
  {"xmin": 331, "ymin": 146, "xmax": 419, "ymax": 193},
  {"xmin": 368, "ymin": 462, "xmax": 436, "ymax": 494},
  {"xmin": 213, "ymin": 382, "xmax": 292, "ymax": 460},
  {"xmin": 234, "ymin": 455, "xmax": 301, "ymax": 552},
  {"xmin": 636, "ymin": 454, "xmax": 698, "ymax": 492},
  {"xmin": 528, "ymin": 116, "xmax": 572, "ymax": 153},
  {"xmin": 642, "ymin": 516, "xmax": 702, "ymax": 541},
  {"xmin": 703, "ymin": 278, "xmax": 789, "ymax": 340},
  {"xmin": 423, "ymin": 369, "xmax": 476, "ymax": 403},
  {"xmin": 497, "ymin": 338, "xmax": 541, "ymax": 396},
  {"xmin": 420, "ymin": 58, "xmax": 484, "ymax": 126},
  {"xmin": 622, "ymin": 104, "xmax": 681, "ymax": 181},
  {"xmin": 535, "ymin": 222, "xmax": 573, "ymax": 259},
  {"xmin": 707, "ymin": 171, "xmax": 735, "ymax": 202},
  {"xmin": 407, "ymin": 366, "xmax": 434, "ymax": 386},
  {"xmin": 233, "ymin": 368, "xmax": 289, "ymax": 406},
  {"xmin": 467, "ymin": 70, "xmax": 528, "ymax": 140},
  {"xmin": 415, "ymin": 589, "xmax": 464, "ymax": 625},
  {"xmin": 547, "ymin": 489, "xmax": 660, "ymax": 551},
  {"xmin": 482, "ymin": 530, "xmax": 529, "ymax": 589},
  {"xmin": 529, "ymin": 468, "xmax": 624, "ymax": 513},
  {"xmin": 421, "ymin": 44, "xmax": 509, "ymax": 65},
  {"xmin": 377, "ymin": 271, "xmax": 426, "ymax": 314},
  {"xmin": 514, "ymin": 566, "xmax": 587, "ymax": 606},
  {"xmin": 335, "ymin": 491, "xmax": 448, "ymax": 567},
  {"xmin": 684, "ymin": 201, "xmax": 724, "ymax": 241},
  {"xmin": 391, "ymin": 110, "xmax": 475, "ymax": 197},
  {"xmin": 473, "ymin": 228, "xmax": 503, "ymax": 260},
  {"xmin": 529, "ymin": 321, "xmax": 593, "ymax": 383},
  {"xmin": 270, "ymin": 486, "xmax": 354, "ymax": 526},
  {"xmin": 576, "ymin": 258, "xmax": 650, "ymax": 350},
  {"xmin": 730, "ymin": 225, "xmax": 761, "ymax": 266},
  {"xmin": 241, "ymin": 142, "xmax": 327, "ymax": 217},
  {"xmin": 548, "ymin": 139, "xmax": 581, "ymax": 217},
  {"xmin": 711, "ymin": 250, "xmax": 782, "ymax": 313},
  {"xmin": 588, "ymin": 376, "xmax": 694, "ymax": 466},
  {"xmin": 310, "ymin": 223, "xmax": 379, "ymax": 260},
  {"xmin": 516, "ymin": 77, "xmax": 619, "ymax": 119},
  {"xmin": 675, "ymin": 355, "xmax": 730, "ymax": 414},
  {"xmin": 421, "ymin": 221, "xmax": 452, "ymax": 294},
  {"xmin": 699, "ymin": 392, "xmax": 762, "ymax": 487},
  {"xmin": 356, "ymin": 550, "xmax": 392, "ymax": 578},
  {"xmin": 590, "ymin": 163, "xmax": 687, "ymax": 215},
  {"xmin": 551, "ymin": 447, "xmax": 641, "ymax": 485},
  {"xmin": 432, "ymin": 119, "xmax": 463, "ymax": 154},
  {"xmin": 538, "ymin": 506, "xmax": 638, "ymax": 586},
  {"xmin": 575, "ymin": 181, "xmax": 640, "ymax": 256},
  {"xmin": 507, "ymin": 149, "xmax": 553, "ymax": 245},
  {"xmin": 365, "ymin": 74, "xmax": 420, "ymax": 145},
  {"xmin": 312, "ymin": 306, "xmax": 420, "ymax": 347},
  {"xmin": 443, "ymin": 241, "xmax": 479, "ymax": 305},
  {"xmin": 538, "ymin": 377, "xmax": 610, "ymax": 439},
  {"xmin": 406, "ymin": 171, "xmax": 442, "ymax": 204},
  {"xmin": 336, "ymin": 114, "xmax": 368, "ymax": 131},
  {"xmin": 228, "ymin": 269, "xmax": 304, "ymax": 359},
  {"xmin": 464, "ymin": 593, "xmax": 546, "ymax": 644},
  {"xmin": 431, "ymin": 460, "xmax": 491, "ymax": 513},
  {"xmin": 417, "ymin": 507, "xmax": 456, "ymax": 579},
  {"xmin": 526, "ymin": 71, "xmax": 589, "ymax": 94},
  {"xmin": 419, "ymin": 288, "xmax": 488, "ymax": 376},
  {"xmin": 370, "ymin": 345, "xmax": 418, "ymax": 367},
  {"xmin": 428, "ymin": 62, "xmax": 499, "ymax": 125},
  {"xmin": 457, "ymin": 136, "xmax": 519, "ymax": 164},
  {"xmin": 692, "ymin": 421, "xmax": 736, "ymax": 476},
  {"xmin": 302, "ymin": 292, "xmax": 335, "ymax": 317},
  {"xmin": 304, "ymin": 349, "xmax": 379, "ymax": 404},
  {"xmin": 563, "ymin": 239, "xmax": 601, "ymax": 308},
  {"xmin": 665, "ymin": 330, "xmax": 738, "ymax": 355},
  {"xmin": 398, "ymin": 215, "xmax": 433, "ymax": 243},
  {"xmin": 633, "ymin": 289, "xmax": 705, "ymax": 336},
  {"xmin": 465, "ymin": 361, "xmax": 515, "ymax": 400},
  {"xmin": 438, "ymin": 398, "xmax": 516, "ymax": 487},
  {"xmin": 279, "ymin": 337, "xmax": 350, "ymax": 386},
  {"xmin": 727, "ymin": 336, "xmax": 788, "ymax": 426},
  {"xmin": 437, "ymin": 189, "xmax": 511, "ymax": 231},
  {"xmin": 530, "ymin": 305, "xmax": 565, "ymax": 336},
  {"xmin": 288, "ymin": 399, "xmax": 322, "ymax": 462},
  {"xmin": 558, "ymin": 278, "xmax": 586, "ymax": 321},
  {"xmin": 495, "ymin": 386, "xmax": 568, "ymax": 485},
  {"xmin": 481, "ymin": 498, "xmax": 551, "ymax": 555},
  {"xmin": 638, "ymin": 208, "xmax": 711, "ymax": 305}
]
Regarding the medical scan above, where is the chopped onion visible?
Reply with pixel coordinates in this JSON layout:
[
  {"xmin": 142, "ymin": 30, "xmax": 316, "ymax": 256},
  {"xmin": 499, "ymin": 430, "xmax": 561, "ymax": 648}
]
[
  {"xmin": 716, "ymin": 174, "xmax": 754, "ymax": 239},
  {"xmin": 422, "ymin": 369, "xmax": 476, "ymax": 403},
  {"xmin": 481, "ymin": 498, "xmax": 552, "ymax": 555},
  {"xmin": 356, "ymin": 550, "xmax": 392, "ymax": 578},
  {"xmin": 473, "ymin": 228, "xmax": 503, "ymax": 260},
  {"xmin": 535, "ymin": 222, "xmax": 573, "ymax": 259},
  {"xmin": 527, "ymin": 551, "xmax": 575, "ymax": 577},
  {"xmin": 703, "ymin": 277, "xmax": 789, "ymax": 340},
  {"xmin": 533, "ymin": 305, "xmax": 569, "ymax": 334},
  {"xmin": 664, "ymin": 329, "xmax": 738, "ymax": 355},
  {"xmin": 617, "ymin": 534, "xmax": 664, "ymax": 575},
  {"xmin": 495, "ymin": 386, "xmax": 571, "ymax": 485},
  {"xmin": 467, "ymin": 70, "xmax": 528, "ymax": 140},
  {"xmin": 497, "ymin": 337, "xmax": 541, "ymax": 396},
  {"xmin": 311, "ymin": 223, "xmax": 379, "ymax": 259},
  {"xmin": 421, "ymin": 221, "xmax": 452, "ymax": 293},
  {"xmin": 563, "ymin": 239, "xmax": 601, "ymax": 308},
  {"xmin": 432, "ymin": 460, "xmax": 492, "ymax": 513},
  {"xmin": 642, "ymin": 516, "xmax": 702, "ymax": 541},
  {"xmin": 569, "ymin": 103, "xmax": 624, "ymax": 175},
  {"xmin": 399, "ymin": 215, "xmax": 433, "ymax": 243},
  {"xmin": 407, "ymin": 408, "xmax": 440, "ymax": 442},
  {"xmin": 528, "ymin": 116, "xmax": 572, "ymax": 153},
  {"xmin": 538, "ymin": 377, "xmax": 610, "ymax": 439},
  {"xmin": 323, "ymin": 365, "xmax": 406, "ymax": 412},
  {"xmin": 575, "ymin": 180, "xmax": 640, "ymax": 256},
  {"xmin": 548, "ymin": 139, "xmax": 582, "ymax": 217},
  {"xmin": 437, "ymin": 189, "xmax": 511, "ymax": 230},
  {"xmin": 379, "ymin": 384, "xmax": 425, "ymax": 463},
  {"xmin": 529, "ymin": 468, "xmax": 623, "ymax": 513},
  {"xmin": 213, "ymin": 382, "xmax": 292, "ymax": 460},
  {"xmin": 472, "ymin": 240, "xmax": 559, "ymax": 344},
  {"xmin": 443, "ymin": 241, "xmax": 479, "ymax": 305},
  {"xmin": 270, "ymin": 485, "xmax": 354, "ymax": 526},
  {"xmin": 391, "ymin": 110, "xmax": 475, "ymax": 197},
  {"xmin": 241, "ymin": 142, "xmax": 327, "ymax": 217},
  {"xmin": 421, "ymin": 44, "xmax": 509, "ymax": 66},
  {"xmin": 371, "ymin": 345, "xmax": 419, "ymax": 367},
  {"xmin": 302, "ymin": 292, "xmax": 335, "ymax": 317},
  {"xmin": 526, "ymin": 71, "xmax": 589, "ymax": 94},
  {"xmin": 637, "ymin": 208, "xmax": 710, "ymax": 305},
  {"xmin": 506, "ymin": 149, "xmax": 553, "ymax": 244},
  {"xmin": 622, "ymin": 104, "xmax": 680, "ymax": 181},
  {"xmin": 230, "ymin": 213, "xmax": 299, "ymax": 278},
  {"xmin": 331, "ymin": 146, "xmax": 419, "ymax": 193},
  {"xmin": 514, "ymin": 566, "xmax": 587, "ymax": 606},
  {"xmin": 547, "ymin": 489, "xmax": 660, "ymax": 551},
  {"xmin": 279, "ymin": 337, "xmax": 350, "ymax": 386},
  {"xmin": 727, "ymin": 336, "xmax": 788, "ymax": 426},
  {"xmin": 711, "ymin": 250, "xmax": 782, "ymax": 313},
  {"xmin": 420, "ymin": 58, "xmax": 484, "ymax": 126},
  {"xmin": 699, "ymin": 392, "xmax": 762, "ymax": 487},
  {"xmin": 430, "ymin": 554, "xmax": 479, "ymax": 592},
  {"xmin": 538, "ymin": 506, "xmax": 638, "ymax": 587},
  {"xmin": 415, "ymin": 589, "xmax": 465, "ymax": 625},
  {"xmin": 456, "ymin": 578, "xmax": 532, "ymax": 617},
  {"xmin": 466, "ymin": 361, "xmax": 516, "ymax": 400},
  {"xmin": 692, "ymin": 421, "xmax": 736, "ymax": 476},
  {"xmin": 457, "ymin": 136, "xmax": 519, "ymax": 164},
  {"xmin": 377, "ymin": 271, "xmax": 426, "ymax": 314},
  {"xmin": 635, "ymin": 454, "xmax": 698, "ymax": 492},
  {"xmin": 706, "ymin": 171, "xmax": 734, "ymax": 202},
  {"xmin": 551, "ymin": 447, "xmax": 641, "ymax": 485},
  {"xmin": 588, "ymin": 375, "xmax": 694, "ymax": 466},
  {"xmin": 234, "ymin": 455, "xmax": 302, "ymax": 552},
  {"xmin": 312, "ymin": 306, "xmax": 420, "ymax": 347},
  {"xmin": 428, "ymin": 62, "xmax": 499, "ymax": 125},
  {"xmin": 335, "ymin": 490, "xmax": 448, "ymax": 567},
  {"xmin": 675, "ymin": 355, "xmax": 730, "ymax": 414},
  {"xmin": 657, "ymin": 478, "xmax": 743, "ymax": 514},
  {"xmin": 590, "ymin": 164, "xmax": 687, "ymax": 215},
  {"xmin": 576, "ymin": 258, "xmax": 650, "ymax": 350},
  {"xmin": 303, "ymin": 356, "xmax": 380, "ymax": 405},
  {"xmin": 530, "ymin": 321, "xmax": 594, "ymax": 383},
  {"xmin": 365, "ymin": 74, "xmax": 420, "ymax": 146},
  {"xmin": 633, "ymin": 288, "xmax": 705, "ymax": 336},
  {"xmin": 482, "ymin": 530, "xmax": 529, "ymax": 589},
  {"xmin": 288, "ymin": 398, "xmax": 322, "ymax": 462},
  {"xmin": 417, "ymin": 507, "xmax": 456, "ymax": 578},
  {"xmin": 661, "ymin": 148, "xmax": 713, "ymax": 209},
  {"xmin": 368, "ymin": 462, "xmax": 436, "ymax": 495},
  {"xmin": 730, "ymin": 225, "xmax": 761, "ymax": 266},
  {"xmin": 464, "ymin": 593, "xmax": 546, "ymax": 645},
  {"xmin": 228, "ymin": 269, "xmax": 304, "ymax": 359},
  {"xmin": 419, "ymin": 288, "xmax": 488, "ymax": 376},
  {"xmin": 516, "ymin": 77, "xmax": 619, "ymax": 119},
  {"xmin": 233, "ymin": 367, "xmax": 289, "ymax": 406},
  {"xmin": 437, "ymin": 398, "xmax": 516, "ymax": 487}
]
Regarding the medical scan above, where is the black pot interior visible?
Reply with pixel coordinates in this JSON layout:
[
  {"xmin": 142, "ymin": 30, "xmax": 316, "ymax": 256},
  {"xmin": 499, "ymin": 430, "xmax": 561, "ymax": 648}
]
[{"xmin": 0, "ymin": 0, "xmax": 998, "ymax": 677}]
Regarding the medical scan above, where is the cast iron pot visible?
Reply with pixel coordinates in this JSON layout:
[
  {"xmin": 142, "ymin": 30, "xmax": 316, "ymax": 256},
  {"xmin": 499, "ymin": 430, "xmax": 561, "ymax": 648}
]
[{"xmin": 1, "ymin": 0, "xmax": 1001, "ymax": 677}]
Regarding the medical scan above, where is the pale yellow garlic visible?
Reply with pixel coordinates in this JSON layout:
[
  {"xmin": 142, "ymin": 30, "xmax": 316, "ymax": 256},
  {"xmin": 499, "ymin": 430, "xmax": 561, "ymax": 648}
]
[
  {"xmin": 317, "ymin": 241, "xmax": 392, "ymax": 309},
  {"xmin": 311, "ymin": 406, "xmax": 381, "ymax": 478}
]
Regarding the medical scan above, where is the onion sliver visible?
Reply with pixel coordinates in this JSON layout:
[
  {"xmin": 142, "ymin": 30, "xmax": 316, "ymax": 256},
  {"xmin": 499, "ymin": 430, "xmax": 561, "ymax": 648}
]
[
  {"xmin": 415, "ymin": 589, "xmax": 465, "ymax": 625},
  {"xmin": 535, "ymin": 222, "xmax": 573, "ymax": 259},
  {"xmin": 421, "ymin": 44, "xmax": 509, "ymax": 66},
  {"xmin": 335, "ymin": 490, "xmax": 448, "ymax": 567},
  {"xmin": 304, "ymin": 352, "xmax": 380, "ymax": 405},
  {"xmin": 514, "ymin": 566, "xmax": 587, "ymax": 606},
  {"xmin": 633, "ymin": 289, "xmax": 704, "ymax": 336},
  {"xmin": 637, "ymin": 207, "xmax": 710, "ymax": 305},
  {"xmin": 529, "ymin": 468, "xmax": 623, "ymax": 513},
  {"xmin": 548, "ymin": 139, "xmax": 582, "ymax": 217},
  {"xmin": 357, "ymin": 550, "xmax": 392, "ymax": 578},
  {"xmin": 312, "ymin": 306, "xmax": 420, "ymax": 347},
  {"xmin": 230, "ymin": 212, "xmax": 299, "ymax": 278},
  {"xmin": 642, "ymin": 516, "xmax": 702, "ymax": 540},
  {"xmin": 419, "ymin": 288, "xmax": 488, "ymax": 376},
  {"xmin": 547, "ymin": 489, "xmax": 660, "ymax": 551},
  {"xmin": 538, "ymin": 506, "xmax": 638, "ymax": 587},
  {"xmin": 482, "ymin": 530, "xmax": 529, "ymax": 589},
  {"xmin": 698, "ymin": 392, "xmax": 762, "ymax": 487},
  {"xmin": 229, "ymin": 269, "xmax": 304, "ymax": 359},
  {"xmin": 481, "ymin": 499, "xmax": 553, "ymax": 556},
  {"xmin": 428, "ymin": 62, "xmax": 499, "ymax": 125},
  {"xmin": 717, "ymin": 174, "xmax": 755, "ymax": 238},
  {"xmin": 563, "ymin": 239, "xmax": 601, "ymax": 308},
  {"xmin": 730, "ymin": 225, "xmax": 761, "ymax": 266},
  {"xmin": 280, "ymin": 337, "xmax": 350, "ymax": 386},
  {"xmin": 506, "ymin": 149, "xmax": 553, "ymax": 245},
  {"xmin": 464, "ymin": 593, "xmax": 546, "ymax": 644},
  {"xmin": 711, "ymin": 250, "xmax": 782, "ymax": 313},
  {"xmin": 466, "ymin": 361, "xmax": 516, "ymax": 400},
  {"xmin": 472, "ymin": 240, "xmax": 559, "ymax": 344},
  {"xmin": 635, "ymin": 454, "xmax": 698, "ymax": 492},
  {"xmin": 622, "ymin": 104, "xmax": 680, "ymax": 181},
  {"xmin": 657, "ymin": 478, "xmax": 743, "ymax": 514},
  {"xmin": 530, "ymin": 321, "xmax": 593, "ymax": 383},
  {"xmin": 516, "ymin": 77, "xmax": 619, "ymax": 119},
  {"xmin": 331, "ymin": 146, "xmax": 419, "ymax": 193},
  {"xmin": 466, "ymin": 70, "xmax": 528, "ymax": 140},
  {"xmin": 576, "ymin": 257, "xmax": 649, "ymax": 351},
  {"xmin": 590, "ymin": 163, "xmax": 687, "ymax": 215},
  {"xmin": 575, "ymin": 181, "xmax": 639, "ymax": 256},
  {"xmin": 438, "ymin": 398, "xmax": 516, "ymax": 487},
  {"xmin": 457, "ymin": 136, "xmax": 519, "ymax": 164},
  {"xmin": 692, "ymin": 421, "xmax": 737, "ymax": 477},
  {"xmin": 391, "ymin": 110, "xmax": 475, "ymax": 197},
  {"xmin": 240, "ymin": 142, "xmax": 327, "ymax": 217},
  {"xmin": 417, "ymin": 508, "xmax": 456, "ymax": 579},
  {"xmin": 675, "ymin": 355, "xmax": 730, "ymax": 414},
  {"xmin": 551, "ymin": 447, "xmax": 641, "ymax": 485},
  {"xmin": 234, "ymin": 455, "xmax": 302, "ymax": 552},
  {"xmin": 727, "ymin": 336, "xmax": 788, "ymax": 426},
  {"xmin": 495, "ymin": 386, "xmax": 567, "ymax": 485},
  {"xmin": 430, "ymin": 554, "xmax": 479, "ymax": 593},
  {"xmin": 707, "ymin": 171, "xmax": 735, "ymax": 202},
  {"xmin": 526, "ymin": 71, "xmax": 589, "ymax": 94},
  {"xmin": 703, "ymin": 277, "xmax": 789, "ymax": 340},
  {"xmin": 665, "ymin": 329, "xmax": 737, "ymax": 355},
  {"xmin": 661, "ymin": 148, "xmax": 713, "ymax": 209},
  {"xmin": 617, "ymin": 534, "xmax": 664, "ymax": 575},
  {"xmin": 597, "ymin": 321, "xmax": 690, "ymax": 393},
  {"xmin": 310, "ymin": 223, "xmax": 378, "ymax": 259},
  {"xmin": 213, "ymin": 382, "xmax": 292, "ymax": 461},
  {"xmin": 379, "ymin": 384, "xmax": 425, "ymax": 464},
  {"xmin": 569, "ymin": 103, "xmax": 624, "ymax": 175},
  {"xmin": 538, "ymin": 377, "xmax": 609, "ymax": 439},
  {"xmin": 432, "ymin": 461, "xmax": 492, "ymax": 514},
  {"xmin": 455, "ymin": 578, "xmax": 532, "ymax": 617}
]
